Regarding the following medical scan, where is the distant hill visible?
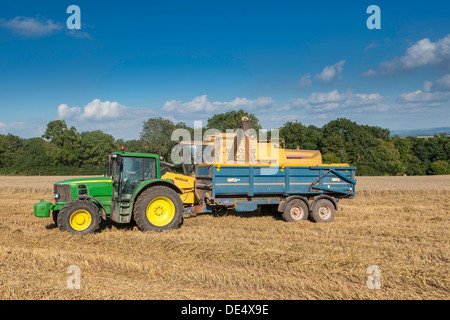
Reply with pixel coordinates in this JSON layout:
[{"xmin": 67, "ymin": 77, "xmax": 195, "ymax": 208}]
[{"xmin": 391, "ymin": 127, "xmax": 450, "ymax": 137}]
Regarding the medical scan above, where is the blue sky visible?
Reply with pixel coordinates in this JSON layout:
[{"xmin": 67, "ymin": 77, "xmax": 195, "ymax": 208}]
[{"xmin": 0, "ymin": 0, "xmax": 449, "ymax": 140}]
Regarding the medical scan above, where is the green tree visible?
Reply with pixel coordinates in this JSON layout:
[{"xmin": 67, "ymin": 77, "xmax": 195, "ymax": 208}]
[
  {"xmin": 140, "ymin": 117, "xmax": 192, "ymax": 162},
  {"xmin": 371, "ymin": 139, "xmax": 403, "ymax": 175},
  {"xmin": 321, "ymin": 118, "xmax": 392, "ymax": 173},
  {"xmin": 81, "ymin": 130, "xmax": 117, "ymax": 166},
  {"xmin": 42, "ymin": 120, "xmax": 82, "ymax": 166},
  {"xmin": 321, "ymin": 135, "xmax": 347, "ymax": 163},
  {"xmin": 279, "ymin": 121, "xmax": 307, "ymax": 149},
  {"xmin": 6, "ymin": 138, "xmax": 55, "ymax": 175},
  {"xmin": 322, "ymin": 152, "xmax": 342, "ymax": 164},
  {"xmin": 0, "ymin": 135, "xmax": 11, "ymax": 168},
  {"xmin": 425, "ymin": 134, "xmax": 448, "ymax": 162},
  {"xmin": 393, "ymin": 136, "xmax": 414, "ymax": 165},
  {"xmin": 304, "ymin": 125, "xmax": 323, "ymax": 150},
  {"xmin": 428, "ymin": 160, "xmax": 449, "ymax": 175},
  {"xmin": 0, "ymin": 134, "xmax": 24, "ymax": 168},
  {"xmin": 206, "ymin": 109, "xmax": 262, "ymax": 132},
  {"xmin": 406, "ymin": 155, "xmax": 427, "ymax": 175},
  {"xmin": 278, "ymin": 122, "xmax": 323, "ymax": 150},
  {"xmin": 115, "ymin": 139, "xmax": 144, "ymax": 153}
]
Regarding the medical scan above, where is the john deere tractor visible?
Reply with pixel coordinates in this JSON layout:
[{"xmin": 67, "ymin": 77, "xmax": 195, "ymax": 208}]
[{"xmin": 34, "ymin": 151, "xmax": 189, "ymax": 234}]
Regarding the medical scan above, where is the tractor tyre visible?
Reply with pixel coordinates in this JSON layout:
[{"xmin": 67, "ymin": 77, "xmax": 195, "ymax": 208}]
[
  {"xmin": 134, "ymin": 186, "xmax": 183, "ymax": 231},
  {"xmin": 310, "ymin": 199, "xmax": 335, "ymax": 223},
  {"xmin": 57, "ymin": 200, "xmax": 102, "ymax": 235},
  {"xmin": 281, "ymin": 199, "xmax": 309, "ymax": 222}
]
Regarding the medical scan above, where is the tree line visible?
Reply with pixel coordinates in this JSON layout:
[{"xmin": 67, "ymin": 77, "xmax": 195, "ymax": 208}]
[{"xmin": 0, "ymin": 109, "xmax": 448, "ymax": 176}]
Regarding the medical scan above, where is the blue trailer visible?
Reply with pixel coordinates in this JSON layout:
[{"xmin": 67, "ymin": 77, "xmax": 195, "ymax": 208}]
[{"xmin": 192, "ymin": 164, "xmax": 356, "ymax": 223}]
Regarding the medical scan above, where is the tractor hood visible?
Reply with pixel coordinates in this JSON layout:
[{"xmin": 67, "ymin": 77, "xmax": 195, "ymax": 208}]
[
  {"xmin": 53, "ymin": 176, "xmax": 113, "ymax": 204},
  {"xmin": 55, "ymin": 176, "xmax": 113, "ymax": 186}
]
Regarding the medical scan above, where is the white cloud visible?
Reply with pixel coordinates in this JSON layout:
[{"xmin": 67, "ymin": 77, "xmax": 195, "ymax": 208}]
[
  {"xmin": 423, "ymin": 81, "xmax": 433, "ymax": 92},
  {"xmin": 379, "ymin": 35, "xmax": 450, "ymax": 74},
  {"xmin": 81, "ymin": 99, "xmax": 127, "ymax": 120},
  {"xmin": 308, "ymin": 89, "xmax": 343, "ymax": 104},
  {"xmin": 397, "ymin": 90, "xmax": 450, "ymax": 104},
  {"xmin": 163, "ymin": 95, "xmax": 213, "ymax": 113},
  {"xmin": 396, "ymin": 76, "xmax": 450, "ymax": 110},
  {"xmin": 435, "ymin": 74, "xmax": 450, "ymax": 91},
  {"xmin": 364, "ymin": 40, "xmax": 378, "ymax": 51},
  {"xmin": 66, "ymin": 29, "xmax": 91, "ymax": 39},
  {"xmin": 0, "ymin": 121, "xmax": 44, "ymax": 137},
  {"xmin": 54, "ymin": 99, "xmax": 155, "ymax": 140},
  {"xmin": 0, "ymin": 16, "xmax": 62, "ymax": 37},
  {"xmin": 162, "ymin": 95, "xmax": 275, "ymax": 114},
  {"xmin": 281, "ymin": 89, "xmax": 385, "ymax": 113},
  {"xmin": 58, "ymin": 99, "xmax": 153, "ymax": 122},
  {"xmin": 58, "ymin": 104, "xmax": 81, "ymax": 119},
  {"xmin": 362, "ymin": 69, "xmax": 377, "ymax": 77},
  {"xmin": 315, "ymin": 60, "xmax": 346, "ymax": 82},
  {"xmin": 0, "ymin": 121, "xmax": 28, "ymax": 132},
  {"xmin": 298, "ymin": 74, "xmax": 312, "ymax": 88}
]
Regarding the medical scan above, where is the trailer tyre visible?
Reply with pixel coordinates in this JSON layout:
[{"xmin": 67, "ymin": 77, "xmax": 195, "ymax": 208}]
[
  {"xmin": 282, "ymin": 199, "xmax": 309, "ymax": 222},
  {"xmin": 310, "ymin": 199, "xmax": 335, "ymax": 223},
  {"xmin": 134, "ymin": 186, "xmax": 183, "ymax": 231},
  {"xmin": 57, "ymin": 200, "xmax": 102, "ymax": 235}
]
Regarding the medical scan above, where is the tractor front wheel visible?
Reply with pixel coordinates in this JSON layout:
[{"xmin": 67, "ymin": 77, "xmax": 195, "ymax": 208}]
[
  {"xmin": 57, "ymin": 200, "xmax": 102, "ymax": 235},
  {"xmin": 134, "ymin": 186, "xmax": 183, "ymax": 231}
]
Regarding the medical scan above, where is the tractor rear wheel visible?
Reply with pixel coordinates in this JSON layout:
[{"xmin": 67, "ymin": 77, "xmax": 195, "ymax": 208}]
[
  {"xmin": 57, "ymin": 200, "xmax": 102, "ymax": 235},
  {"xmin": 134, "ymin": 186, "xmax": 183, "ymax": 231}
]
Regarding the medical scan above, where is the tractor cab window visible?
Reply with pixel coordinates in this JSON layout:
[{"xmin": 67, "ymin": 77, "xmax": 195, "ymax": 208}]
[
  {"xmin": 143, "ymin": 158, "xmax": 157, "ymax": 179},
  {"xmin": 121, "ymin": 157, "xmax": 143, "ymax": 197},
  {"xmin": 121, "ymin": 157, "xmax": 157, "ymax": 198},
  {"xmin": 111, "ymin": 156, "xmax": 121, "ymax": 180}
]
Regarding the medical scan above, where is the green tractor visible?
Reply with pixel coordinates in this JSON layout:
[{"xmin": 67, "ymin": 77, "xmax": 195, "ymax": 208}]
[{"xmin": 34, "ymin": 151, "xmax": 184, "ymax": 235}]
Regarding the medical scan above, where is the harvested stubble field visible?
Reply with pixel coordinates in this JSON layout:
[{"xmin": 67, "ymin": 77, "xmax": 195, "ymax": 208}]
[{"xmin": 0, "ymin": 175, "xmax": 448, "ymax": 300}]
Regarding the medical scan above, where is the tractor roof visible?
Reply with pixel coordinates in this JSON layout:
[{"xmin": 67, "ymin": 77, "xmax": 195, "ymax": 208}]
[{"xmin": 111, "ymin": 152, "xmax": 159, "ymax": 159}]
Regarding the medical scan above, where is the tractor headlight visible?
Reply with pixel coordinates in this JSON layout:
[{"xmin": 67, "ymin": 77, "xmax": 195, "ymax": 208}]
[{"xmin": 54, "ymin": 193, "xmax": 60, "ymax": 200}]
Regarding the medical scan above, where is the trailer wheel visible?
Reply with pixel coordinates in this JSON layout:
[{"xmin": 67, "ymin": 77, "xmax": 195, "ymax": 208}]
[
  {"xmin": 57, "ymin": 200, "xmax": 102, "ymax": 235},
  {"xmin": 310, "ymin": 199, "xmax": 335, "ymax": 223},
  {"xmin": 134, "ymin": 186, "xmax": 183, "ymax": 231},
  {"xmin": 282, "ymin": 199, "xmax": 309, "ymax": 222}
]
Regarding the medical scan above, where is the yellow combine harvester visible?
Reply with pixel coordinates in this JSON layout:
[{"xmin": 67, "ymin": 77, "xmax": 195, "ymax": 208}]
[{"xmin": 162, "ymin": 117, "xmax": 350, "ymax": 207}]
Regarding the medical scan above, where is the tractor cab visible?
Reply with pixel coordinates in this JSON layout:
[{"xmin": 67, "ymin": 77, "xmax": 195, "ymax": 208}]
[{"xmin": 108, "ymin": 152, "xmax": 159, "ymax": 200}]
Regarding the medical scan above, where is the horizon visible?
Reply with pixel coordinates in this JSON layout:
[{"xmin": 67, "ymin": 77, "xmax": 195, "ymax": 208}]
[
  {"xmin": 0, "ymin": 0, "xmax": 449, "ymax": 140},
  {"xmin": 2, "ymin": 115, "xmax": 449, "ymax": 141}
]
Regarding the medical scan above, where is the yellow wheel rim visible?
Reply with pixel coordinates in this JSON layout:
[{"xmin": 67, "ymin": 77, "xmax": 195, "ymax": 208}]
[
  {"xmin": 69, "ymin": 209, "xmax": 92, "ymax": 231},
  {"xmin": 146, "ymin": 197, "xmax": 175, "ymax": 227}
]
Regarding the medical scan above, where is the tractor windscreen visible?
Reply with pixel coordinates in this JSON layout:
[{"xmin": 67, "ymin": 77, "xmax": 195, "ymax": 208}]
[{"xmin": 121, "ymin": 157, "xmax": 157, "ymax": 197}]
